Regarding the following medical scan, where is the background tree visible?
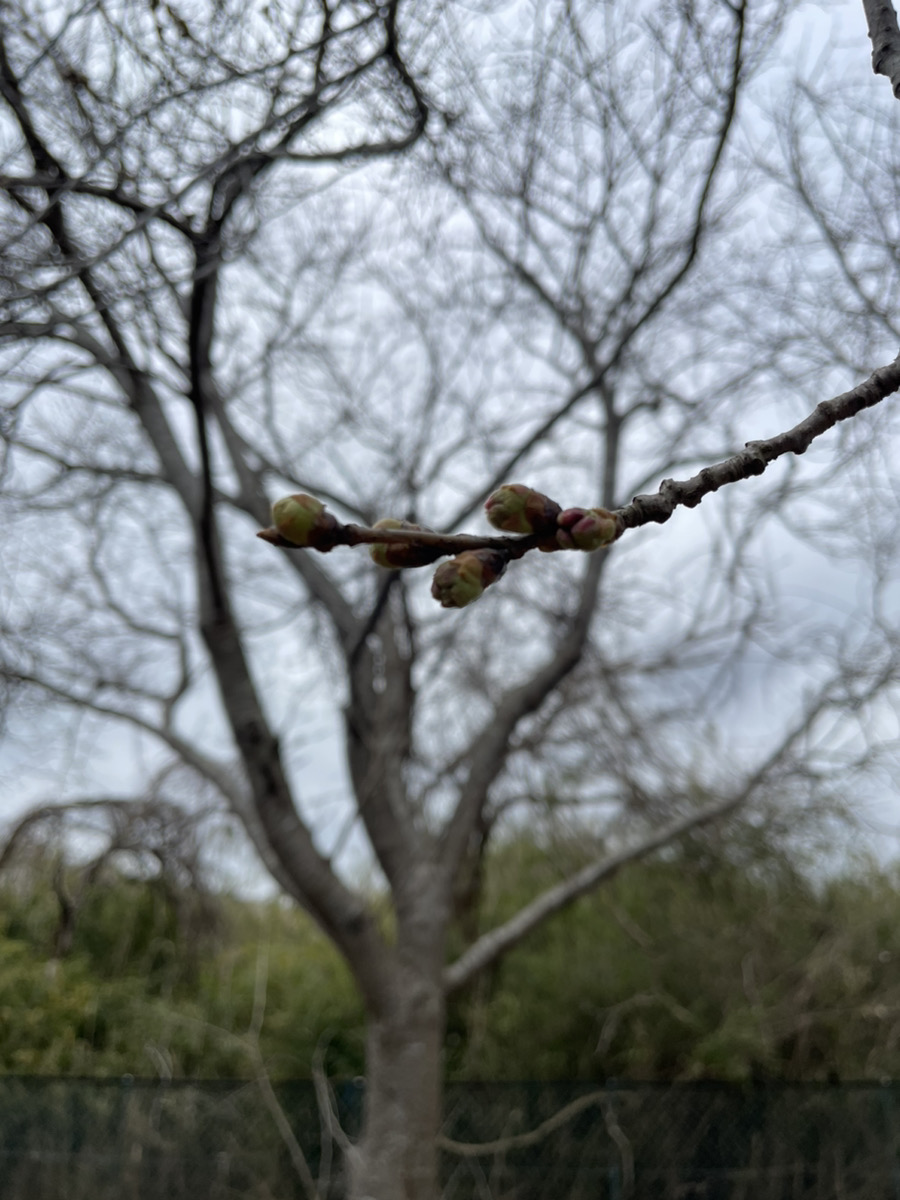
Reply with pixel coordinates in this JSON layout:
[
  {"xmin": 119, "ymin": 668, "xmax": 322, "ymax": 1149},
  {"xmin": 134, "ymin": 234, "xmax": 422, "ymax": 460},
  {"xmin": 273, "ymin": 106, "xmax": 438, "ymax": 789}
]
[
  {"xmin": 1, "ymin": 2, "xmax": 899, "ymax": 1198},
  {"xmin": 6, "ymin": 827, "xmax": 900, "ymax": 1084}
]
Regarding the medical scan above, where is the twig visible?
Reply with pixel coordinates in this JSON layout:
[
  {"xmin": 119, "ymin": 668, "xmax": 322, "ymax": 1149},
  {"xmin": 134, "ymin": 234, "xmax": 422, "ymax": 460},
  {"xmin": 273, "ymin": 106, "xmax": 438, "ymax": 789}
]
[
  {"xmin": 601, "ymin": 1098, "xmax": 635, "ymax": 1198},
  {"xmin": 438, "ymin": 1089, "xmax": 610, "ymax": 1157},
  {"xmin": 250, "ymin": 1047, "xmax": 320, "ymax": 1200},
  {"xmin": 247, "ymin": 941, "xmax": 320, "ymax": 1200},
  {"xmin": 258, "ymin": 521, "xmax": 541, "ymax": 559},
  {"xmin": 618, "ymin": 351, "xmax": 900, "ymax": 529},
  {"xmin": 311, "ymin": 1032, "xmax": 353, "ymax": 1199},
  {"xmin": 443, "ymin": 791, "xmax": 745, "ymax": 993}
]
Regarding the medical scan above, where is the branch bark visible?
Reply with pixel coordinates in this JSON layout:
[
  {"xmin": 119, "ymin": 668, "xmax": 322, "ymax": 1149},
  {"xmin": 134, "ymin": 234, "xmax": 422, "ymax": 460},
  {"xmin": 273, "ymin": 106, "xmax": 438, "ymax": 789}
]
[
  {"xmin": 863, "ymin": 0, "xmax": 900, "ymax": 97},
  {"xmin": 619, "ymin": 351, "xmax": 900, "ymax": 530}
]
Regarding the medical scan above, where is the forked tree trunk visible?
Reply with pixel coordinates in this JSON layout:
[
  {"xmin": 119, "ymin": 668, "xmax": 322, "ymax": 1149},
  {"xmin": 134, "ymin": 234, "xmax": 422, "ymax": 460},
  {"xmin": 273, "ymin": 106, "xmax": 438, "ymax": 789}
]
[{"xmin": 347, "ymin": 963, "xmax": 446, "ymax": 1200}]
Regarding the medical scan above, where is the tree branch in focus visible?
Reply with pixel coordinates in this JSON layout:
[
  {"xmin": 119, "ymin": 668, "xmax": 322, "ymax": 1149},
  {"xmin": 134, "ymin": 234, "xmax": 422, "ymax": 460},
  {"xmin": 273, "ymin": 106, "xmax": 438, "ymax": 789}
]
[
  {"xmin": 863, "ymin": 0, "xmax": 900, "ymax": 97},
  {"xmin": 257, "ymin": 352, "xmax": 900, "ymax": 606}
]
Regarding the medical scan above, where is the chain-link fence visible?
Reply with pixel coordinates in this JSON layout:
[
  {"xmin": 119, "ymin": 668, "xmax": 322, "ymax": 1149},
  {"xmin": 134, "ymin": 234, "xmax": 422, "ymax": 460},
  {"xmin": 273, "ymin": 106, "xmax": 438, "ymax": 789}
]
[{"xmin": 3, "ymin": 1078, "xmax": 900, "ymax": 1199}]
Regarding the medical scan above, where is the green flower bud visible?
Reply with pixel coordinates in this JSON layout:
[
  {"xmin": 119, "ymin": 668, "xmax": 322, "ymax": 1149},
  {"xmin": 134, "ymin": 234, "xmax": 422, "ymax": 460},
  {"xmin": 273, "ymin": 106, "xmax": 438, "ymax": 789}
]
[
  {"xmin": 271, "ymin": 493, "xmax": 338, "ymax": 548},
  {"xmin": 431, "ymin": 549, "xmax": 507, "ymax": 608},
  {"xmin": 485, "ymin": 484, "xmax": 562, "ymax": 535},
  {"xmin": 555, "ymin": 507, "xmax": 619, "ymax": 551},
  {"xmin": 369, "ymin": 518, "xmax": 437, "ymax": 569}
]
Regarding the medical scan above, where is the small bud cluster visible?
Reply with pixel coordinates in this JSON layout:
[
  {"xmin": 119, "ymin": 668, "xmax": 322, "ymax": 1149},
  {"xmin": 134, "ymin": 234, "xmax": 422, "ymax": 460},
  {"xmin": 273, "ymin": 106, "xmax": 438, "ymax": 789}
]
[
  {"xmin": 484, "ymin": 484, "xmax": 561, "ymax": 536},
  {"xmin": 485, "ymin": 485, "xmax": 618, "ymax": 552},
  {"xmin": 554, "ymin": 506, "xmax": 618, "ymax": 551},
  {"xmin": 261, "ymin": 483, "xmax": 621, "ymax": 611}
]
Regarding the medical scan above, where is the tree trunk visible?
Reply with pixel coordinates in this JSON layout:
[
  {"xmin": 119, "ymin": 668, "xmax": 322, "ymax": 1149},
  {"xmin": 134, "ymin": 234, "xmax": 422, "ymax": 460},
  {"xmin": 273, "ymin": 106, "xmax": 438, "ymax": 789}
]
[{"xmin": 347, "ymin": 964, "xmax": 446, "ymax": 1200}]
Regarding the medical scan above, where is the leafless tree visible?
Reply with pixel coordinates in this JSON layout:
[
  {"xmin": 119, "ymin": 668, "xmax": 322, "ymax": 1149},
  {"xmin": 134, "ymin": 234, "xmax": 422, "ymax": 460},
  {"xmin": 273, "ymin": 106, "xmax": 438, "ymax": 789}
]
[{"xmin": 1, "ymin": 1, "xmax": 899, "ymax": 1197}]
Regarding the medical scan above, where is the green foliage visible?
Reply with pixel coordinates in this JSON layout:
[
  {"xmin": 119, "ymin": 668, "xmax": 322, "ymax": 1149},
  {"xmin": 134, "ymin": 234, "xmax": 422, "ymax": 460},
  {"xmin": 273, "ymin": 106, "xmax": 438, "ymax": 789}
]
[
  {"xmin": 5, "ymin": 833, "xmax": 900, "ymax": 1082},
  {"xmin": 0, "ymin": 868, "xmax": 363, "ymax": 1079},
  {"xmin": 446, "ymin": 827, "xmax": 900, "ymax": 1082}
]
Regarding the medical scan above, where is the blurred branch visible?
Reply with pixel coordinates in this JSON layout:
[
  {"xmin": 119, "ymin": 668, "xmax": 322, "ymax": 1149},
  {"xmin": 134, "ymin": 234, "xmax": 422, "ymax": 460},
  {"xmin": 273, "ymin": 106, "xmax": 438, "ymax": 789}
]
[
  {"xmin": 246, "ymin": 943, "xmax": 320, "ymax": 1200},
  {"xmin": 443, "ymin": 791, "xmax": 743, "ymax": 994},
  {"xmin": 7, "ymin": 671, "xmax": 241, "ymax": 803},
  {"xmin": 438, "ymin": 1088, "xmax": 614, "ymax": 1158},
  {"xmin": 444, "ymin": 660, "xmax": 860, "ymax": 993}
]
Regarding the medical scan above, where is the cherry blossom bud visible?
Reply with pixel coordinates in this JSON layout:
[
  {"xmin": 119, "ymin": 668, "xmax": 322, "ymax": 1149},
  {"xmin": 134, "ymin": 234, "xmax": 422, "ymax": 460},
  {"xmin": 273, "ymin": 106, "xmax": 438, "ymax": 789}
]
[
  {"xmin": 555, "ymin": 507, "xmax": 619, "ymax": 551},
  {"xmin": 485, "ymin": 484, "xmax": 562, "ymax": 535},
  {"xmin": 369, "ymin": 518, "xmax": 437, "ymax": 569},
  {"xmin": 431, "ymin": 549, "xmax": 507, "ymax": 608},
  {"xmin": 271, "ymin": 493, "xmax": 338, "ymax": 548}
]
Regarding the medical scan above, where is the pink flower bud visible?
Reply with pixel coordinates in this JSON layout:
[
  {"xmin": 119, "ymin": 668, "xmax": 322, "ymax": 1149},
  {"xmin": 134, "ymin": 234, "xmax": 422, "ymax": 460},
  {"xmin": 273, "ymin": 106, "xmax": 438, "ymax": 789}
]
[
  {"xmin": 555, "ymin": 507, "xmax": 619, "ymax": 551},
  {"xmin": 485, "ymin": 484, "xmax": 562, "ymax": 535}
]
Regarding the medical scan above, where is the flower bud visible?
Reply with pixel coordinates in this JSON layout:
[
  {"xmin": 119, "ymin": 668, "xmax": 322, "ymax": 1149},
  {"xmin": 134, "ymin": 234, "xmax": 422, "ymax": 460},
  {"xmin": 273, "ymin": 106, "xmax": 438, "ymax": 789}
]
[
  {"xmin": 369, "ymin": 518, "xmax": 437, "ymax": 569},
  {"xmin": 485, "ymin": 484, "xmax": 562, "ymax": 535},
  {"xmin": 271, "ymin": 493, "xmax": 338, "ymax": 548},
  {"xmin": 431, "ymin": 549, "xmax": 507, "ymax": 608},
  {"xmin": 555, "ymin": 507, "xmax": 619, "ymax": 551}
]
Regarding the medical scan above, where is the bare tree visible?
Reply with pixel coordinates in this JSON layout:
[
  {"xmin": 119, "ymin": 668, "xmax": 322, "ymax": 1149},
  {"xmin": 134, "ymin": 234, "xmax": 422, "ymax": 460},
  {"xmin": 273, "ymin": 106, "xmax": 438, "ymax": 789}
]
[{"xmin": 1, "ymin": 2, "xmax": 899, "ymax": 1197}]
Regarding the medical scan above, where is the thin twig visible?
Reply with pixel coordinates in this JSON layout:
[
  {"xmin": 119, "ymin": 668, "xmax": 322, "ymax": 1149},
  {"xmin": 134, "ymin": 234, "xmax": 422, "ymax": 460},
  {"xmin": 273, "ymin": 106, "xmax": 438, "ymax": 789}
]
[
  {"xmin": 618, "ymin": 351, "xmax": 900, "ymax": 529},
  {"xmin": 438, "ymin": 1089, "xmax": 610, "ymax": 1157},
  {"xmin": 246, "ymin": 942, "xmax": 320, "ymax": 1200},
  {"xmin": 312, "ymin": 1031, "xmax": 353, "ymax": 1198}
]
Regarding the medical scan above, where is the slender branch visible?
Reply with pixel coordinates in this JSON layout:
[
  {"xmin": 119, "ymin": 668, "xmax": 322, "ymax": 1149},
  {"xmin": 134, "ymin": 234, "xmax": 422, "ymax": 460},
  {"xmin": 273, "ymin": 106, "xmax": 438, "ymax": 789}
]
[
  {"xmin": 246, "ymin": 947, "xmax": 320, "ymax": 1200},
  {"xmin": 618, "ymin": 350, "xmax": 900, "ymax": 530},
  {"xmin": 312, "ymin": 1035, "xmax": 353, "ymax": 1159},
  {"xmin": 438, "ymin": 1089, "xmax": 617, "ymax": 1158},
  {"xmin": 0, "ymin": 171, "xmax": 193, "ymax": 235},
  {"xmin": 443, "ymin": 792, "xmax": 743, "ymax": 994},
  {"xmin": 261, "ymin": 351, "xmax": 900, "ymax": 565},
  {"xmin": 444, "ymin": 659, "xmax": 852, "ymax": 995},
  {"xmin": 863, "ymin": 0, "xmax": 900, "ymax": 97},
  {"xmin": 8, "ymin": 671, "xmax": 241, "ymax": 800},
  {"xmin": 258, "ymin": 521, "xmax": 545, "ymax": 559}
]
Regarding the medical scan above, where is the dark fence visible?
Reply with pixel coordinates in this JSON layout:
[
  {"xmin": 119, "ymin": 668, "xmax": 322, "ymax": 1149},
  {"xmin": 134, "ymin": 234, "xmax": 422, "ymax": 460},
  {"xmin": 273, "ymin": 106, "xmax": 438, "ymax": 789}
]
[{"xmin": 2, "ymin": 1078, "xmax": 900, "ymax": 1199}]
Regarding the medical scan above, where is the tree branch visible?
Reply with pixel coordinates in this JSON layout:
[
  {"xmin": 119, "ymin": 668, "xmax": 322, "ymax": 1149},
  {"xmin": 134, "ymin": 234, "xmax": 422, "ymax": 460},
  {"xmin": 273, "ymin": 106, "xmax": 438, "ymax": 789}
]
[
  {"xmin": 618, "ymin": 350, "xmax": 900, "ymax": 531},
  {"xmin": 443, "ymin": 792, "xmax": 743, "ymax": 994},
  {"xmin": 863, "ymin": 0, "xmax": 900, "ymax": 97},
  {"xmin": 261, "ymin": 352, "xmax": 900, "ymax": 562},
  {"xmin": 444, "ymin": 659, "xmax": 858, "ymax": 995},
  {"xmin": 438, "ymin": 1088, "xmax": 615, "ymax": 1158}
]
